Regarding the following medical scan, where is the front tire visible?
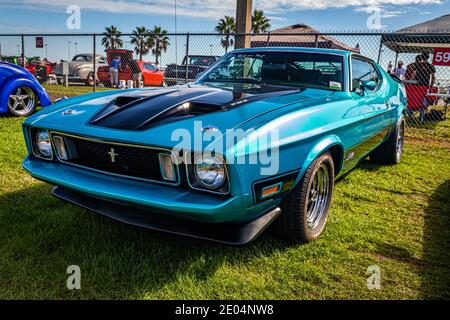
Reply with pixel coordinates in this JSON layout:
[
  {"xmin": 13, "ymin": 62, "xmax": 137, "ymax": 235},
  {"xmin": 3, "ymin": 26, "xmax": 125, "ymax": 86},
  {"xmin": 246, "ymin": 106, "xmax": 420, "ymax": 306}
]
[
  {"xmin": 85, "ymin": 72, "xmax": 95, "ymax": 86},
  {"xmin": 370, "ymin": 115, "xmax": 405, "ymax": 165},
  {"xmin": 7, "ymin": 86, "xmax": 37, "ymax": 117},
  {"xmin": 275, "ymin": 152, "xmax": 335, "ymax": 243}
]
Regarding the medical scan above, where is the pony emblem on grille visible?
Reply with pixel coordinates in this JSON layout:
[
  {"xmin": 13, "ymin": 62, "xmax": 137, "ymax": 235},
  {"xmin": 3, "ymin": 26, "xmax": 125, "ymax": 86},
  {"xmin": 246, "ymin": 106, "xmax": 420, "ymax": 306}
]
[{"xmin": 108, "ymin": 148, "xmax": 119, "ymax": 163}]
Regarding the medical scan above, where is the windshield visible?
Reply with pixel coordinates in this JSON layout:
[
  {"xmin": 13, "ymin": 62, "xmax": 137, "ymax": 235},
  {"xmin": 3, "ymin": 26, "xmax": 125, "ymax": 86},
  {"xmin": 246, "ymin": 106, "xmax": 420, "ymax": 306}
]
[
  {"xmin": 188, "ymin": 56, "xmax": 217, "ymax": 66},
  {"xmin": 198, "ymin": 51, "xmax": 344, "ymax": 91}
]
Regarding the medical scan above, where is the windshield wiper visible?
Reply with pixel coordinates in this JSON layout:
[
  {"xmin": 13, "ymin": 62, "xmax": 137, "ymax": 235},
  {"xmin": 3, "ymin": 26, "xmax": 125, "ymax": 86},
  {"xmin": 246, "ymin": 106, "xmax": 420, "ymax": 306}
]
[{"xmin": 262, "ymin": 80, "xmax": 304, "ymax": 89}]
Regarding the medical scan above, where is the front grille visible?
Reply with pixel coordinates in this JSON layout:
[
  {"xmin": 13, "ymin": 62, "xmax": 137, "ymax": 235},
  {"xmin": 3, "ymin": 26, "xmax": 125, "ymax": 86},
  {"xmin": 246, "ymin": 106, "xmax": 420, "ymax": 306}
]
[{"xmin": 53, "ymin": 133, "xmax": 176, "ymax": 183}]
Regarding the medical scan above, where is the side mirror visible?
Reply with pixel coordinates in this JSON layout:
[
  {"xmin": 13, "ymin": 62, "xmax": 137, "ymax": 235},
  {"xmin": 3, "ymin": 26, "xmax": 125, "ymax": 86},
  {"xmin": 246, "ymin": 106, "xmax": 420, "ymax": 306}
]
[{"xmin": 361, "ymin": 80, "xmax": 377, "ymax": 91}]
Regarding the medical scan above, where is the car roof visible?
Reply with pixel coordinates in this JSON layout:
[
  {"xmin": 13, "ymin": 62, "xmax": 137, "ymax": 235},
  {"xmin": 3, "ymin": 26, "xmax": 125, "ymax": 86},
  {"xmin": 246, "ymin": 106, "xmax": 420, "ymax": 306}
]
[
  {"xmin": 232, "ymin": 47, "xmax": 352, "ymax": 57},
  {"xmin": 74, "ymin": 53, "xmax": 105, "ymax": 57}
]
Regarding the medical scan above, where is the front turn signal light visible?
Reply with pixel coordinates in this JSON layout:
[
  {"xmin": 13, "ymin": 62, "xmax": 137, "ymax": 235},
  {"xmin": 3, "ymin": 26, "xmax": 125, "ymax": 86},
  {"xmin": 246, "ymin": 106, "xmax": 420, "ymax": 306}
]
[{"xmin": 159, "ymin": 153, "xmax": 176, "ymax": 182}]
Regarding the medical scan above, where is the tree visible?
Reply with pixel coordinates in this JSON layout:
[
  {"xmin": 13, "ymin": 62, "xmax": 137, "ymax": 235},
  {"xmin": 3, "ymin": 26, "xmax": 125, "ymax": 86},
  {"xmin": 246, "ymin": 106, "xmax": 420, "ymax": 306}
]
[
  {"xmin": 215, "ymin": 16, "xmax": 236, "ymax": 53},
  {"xmin": 130, "ymin": 26, "xmax": 151, "ymax": 60},
  {"xmin": 252, "ymin": 9, "xmax": 270, "ymax": 33},
  {"xmin": 149, "ymin": 26, "xmax": 169, "ymax": 66},
  {"xmin": 101, "ymin": 25, "xmax": 123, "ymax": 50}
]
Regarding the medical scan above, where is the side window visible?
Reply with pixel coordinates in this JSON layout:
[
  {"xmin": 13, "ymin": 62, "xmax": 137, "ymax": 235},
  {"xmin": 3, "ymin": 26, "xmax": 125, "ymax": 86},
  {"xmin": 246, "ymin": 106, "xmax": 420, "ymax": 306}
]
[
  {"xmin": 351, "ymin": 58, "xmax": 380, "ymax": 91},
  {"xmin": 144, "ymin": 63, "xmax": 156, "ymax": 71},
  {"xmin": 73, "ymin": 55, "xmax": 86, "ymax": 62}
]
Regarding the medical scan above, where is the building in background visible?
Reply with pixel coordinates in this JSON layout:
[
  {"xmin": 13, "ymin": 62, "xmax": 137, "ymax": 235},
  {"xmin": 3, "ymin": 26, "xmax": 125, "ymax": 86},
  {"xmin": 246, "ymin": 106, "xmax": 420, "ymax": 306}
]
[{"xmin": 250, "ymin": 23, "xmax": 360, "ymax": 53}]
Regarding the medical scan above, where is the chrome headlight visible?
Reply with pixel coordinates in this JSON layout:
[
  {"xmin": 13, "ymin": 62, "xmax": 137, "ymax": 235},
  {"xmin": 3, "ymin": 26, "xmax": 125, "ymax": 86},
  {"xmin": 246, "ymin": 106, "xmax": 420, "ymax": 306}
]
[
  {"xmin": 35, "ymin": 129, "xmax": 53, "ymax": 159},
  {"xmin": 194, "ymin": 155, "xmax": 226, "ymax": 189}
]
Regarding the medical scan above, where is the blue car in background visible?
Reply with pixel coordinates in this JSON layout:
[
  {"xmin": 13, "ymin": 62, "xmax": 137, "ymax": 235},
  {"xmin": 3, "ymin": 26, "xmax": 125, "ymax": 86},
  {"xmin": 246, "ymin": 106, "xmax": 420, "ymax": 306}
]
[
  {"xmin": 22, "ymin": 48, "xmax": 407, "ymax": 245},
  {"xmin": 0, "ymin": 61, "xmax": 51, "ymax": 117}
]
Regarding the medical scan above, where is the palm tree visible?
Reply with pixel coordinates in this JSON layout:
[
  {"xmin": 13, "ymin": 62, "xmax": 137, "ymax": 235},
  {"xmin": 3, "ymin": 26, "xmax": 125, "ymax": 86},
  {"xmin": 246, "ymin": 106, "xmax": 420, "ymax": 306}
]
[
  {"xmin": 149, "ymin": 26, "xmax": 169, "ymax": 66},
  {"xmin": 130, "ymin": 26, "xmax": 151, "ymax": 60},
  {"xmin": 252, "ymin": 9, "xmax": 270, "ymax": 33},
  {"xmin": 101, "ymin": 25, "xmax": 123, "ymax": 50},
  {"xmin": 215, "ymin": 16, "xmax": 236, "ymax": 53}
]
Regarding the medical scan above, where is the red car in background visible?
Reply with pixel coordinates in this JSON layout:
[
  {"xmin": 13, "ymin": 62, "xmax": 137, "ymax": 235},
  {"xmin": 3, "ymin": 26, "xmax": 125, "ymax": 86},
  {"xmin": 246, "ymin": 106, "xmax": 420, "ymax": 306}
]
[
  {"xmin": 25, "ymin": 59, "xmax": 55, "ymax": 83},
  {"xmin": 97, "ymin": 49, "xmax": 164, "ymax": 87}
]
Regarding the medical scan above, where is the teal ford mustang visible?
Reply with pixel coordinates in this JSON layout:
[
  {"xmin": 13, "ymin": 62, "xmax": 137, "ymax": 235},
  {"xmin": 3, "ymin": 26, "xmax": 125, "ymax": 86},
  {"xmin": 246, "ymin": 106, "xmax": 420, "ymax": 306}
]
[{"xmin": 22, "ymin": 48, "xmax": 407, "ymax": 245}]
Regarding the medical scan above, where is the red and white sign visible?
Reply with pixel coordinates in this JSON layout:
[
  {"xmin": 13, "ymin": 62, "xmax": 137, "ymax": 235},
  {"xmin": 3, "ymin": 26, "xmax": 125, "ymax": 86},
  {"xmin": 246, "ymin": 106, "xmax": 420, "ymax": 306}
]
[
  {"xmin": 432, "ymin": 48, "xmax": 450, "ymax": 66},
  {"xmin": 35, "ymin": 37, "xmax": 44, "ymax": 49}
]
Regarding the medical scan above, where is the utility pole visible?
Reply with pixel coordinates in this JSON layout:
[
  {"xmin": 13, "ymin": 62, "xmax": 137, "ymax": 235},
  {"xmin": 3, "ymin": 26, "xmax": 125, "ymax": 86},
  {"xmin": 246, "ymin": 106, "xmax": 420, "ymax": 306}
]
[
  {"xmin": 235, "ymin": 0, "xmax": 252, "ymax": 49},
  {"xmin": 21, "ymin": 35, "xmax": 25, "ymax": 67},
  {"xmin": 68, "ymin": 40, "xmax": 71, "ymax": 60}
]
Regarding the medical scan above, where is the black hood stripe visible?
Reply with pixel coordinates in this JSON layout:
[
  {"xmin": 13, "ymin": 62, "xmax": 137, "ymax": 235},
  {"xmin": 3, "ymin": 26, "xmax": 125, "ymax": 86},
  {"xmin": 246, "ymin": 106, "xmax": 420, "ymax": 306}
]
[{"xmin": 88, "ymin": 84, "xmax": 300, "ymax": 131}]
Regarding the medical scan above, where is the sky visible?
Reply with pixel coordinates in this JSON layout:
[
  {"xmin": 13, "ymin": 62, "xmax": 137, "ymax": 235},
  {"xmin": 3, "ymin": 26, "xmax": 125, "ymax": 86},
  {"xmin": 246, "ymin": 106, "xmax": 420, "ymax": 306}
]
[{"xmin": 0, "ymin": 0, "xmax": 448, "ymax": 66}]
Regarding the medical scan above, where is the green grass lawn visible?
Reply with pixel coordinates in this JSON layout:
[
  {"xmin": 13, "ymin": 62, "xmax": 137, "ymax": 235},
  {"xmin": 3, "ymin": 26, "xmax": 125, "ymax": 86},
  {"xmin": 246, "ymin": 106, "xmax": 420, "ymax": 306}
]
[
  {"xmin": 42, "ymin": 84, "xmax": 113, "ymax": 101},
  {"xmin": 0, "ymin": 115, "xmax": 449, "ymax": 299}
]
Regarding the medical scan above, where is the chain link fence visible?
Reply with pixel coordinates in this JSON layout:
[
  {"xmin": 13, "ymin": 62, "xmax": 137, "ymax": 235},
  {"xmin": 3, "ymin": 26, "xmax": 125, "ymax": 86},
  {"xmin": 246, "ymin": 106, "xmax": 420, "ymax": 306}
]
[{"xmin": 1, "ymin": 32, "xmax": 449, "ymax": 133}]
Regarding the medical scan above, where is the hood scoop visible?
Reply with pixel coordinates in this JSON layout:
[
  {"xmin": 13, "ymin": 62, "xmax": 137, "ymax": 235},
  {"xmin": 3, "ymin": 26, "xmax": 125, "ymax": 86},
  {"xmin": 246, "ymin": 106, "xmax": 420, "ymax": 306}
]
[
  {"xmin": 88, "ymin": 88, "xmax": 229, "ymax": 130},
  {"xmin": 88, "ymin": 85, "xmax": 300, "ymax": 131}
]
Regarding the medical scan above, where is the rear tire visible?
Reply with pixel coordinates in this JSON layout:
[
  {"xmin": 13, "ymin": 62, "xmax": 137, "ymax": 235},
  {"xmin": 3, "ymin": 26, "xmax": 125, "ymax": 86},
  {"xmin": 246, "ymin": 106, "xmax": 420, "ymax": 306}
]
[
  {"xmin": 370, "ymin": 115, "xmax": 405, "ymax": 165},
  {"xmin": 275, "ymin": 152, "xmax": 335, "ymax": 243}
]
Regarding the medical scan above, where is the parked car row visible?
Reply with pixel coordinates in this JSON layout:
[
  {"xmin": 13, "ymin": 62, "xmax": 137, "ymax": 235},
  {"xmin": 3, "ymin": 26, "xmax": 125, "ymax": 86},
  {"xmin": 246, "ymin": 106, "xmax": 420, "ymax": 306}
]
[{"xmin": 3, "ymin": 51, "xmax": 222, "ymax": 90}]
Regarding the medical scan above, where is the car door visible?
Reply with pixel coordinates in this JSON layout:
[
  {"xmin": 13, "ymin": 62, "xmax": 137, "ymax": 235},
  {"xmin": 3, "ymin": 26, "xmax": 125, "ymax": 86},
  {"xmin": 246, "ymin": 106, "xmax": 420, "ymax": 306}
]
[
  {"xmin": 143, "ymin": 63, "xmax": 163, "ymax": 86},
  {"xmin": 349, "ymin": 57, "xmax": 392, "ymax": 160}
]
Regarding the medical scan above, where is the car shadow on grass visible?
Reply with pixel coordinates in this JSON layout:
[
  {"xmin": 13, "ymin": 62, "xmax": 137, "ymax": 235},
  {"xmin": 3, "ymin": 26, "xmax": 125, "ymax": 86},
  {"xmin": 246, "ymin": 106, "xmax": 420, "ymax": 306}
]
[
  {"xmin": 0, "ymin": 183, "xmax": 289, "ymax": 299},
  {"xmin": 370, "ymin": 179, "xmax": 450, "ymax": 299},
  {"xmin": 421, "ymin": 179, "xmax": 450, "ymax": 298}
]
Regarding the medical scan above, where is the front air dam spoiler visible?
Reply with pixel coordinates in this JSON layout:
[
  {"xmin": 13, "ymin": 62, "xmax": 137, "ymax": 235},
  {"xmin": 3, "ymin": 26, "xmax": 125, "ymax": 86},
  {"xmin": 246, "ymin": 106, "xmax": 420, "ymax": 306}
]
[{"xmin": 52, "ymin": 186, "xmax": 281, "ymax": 245}]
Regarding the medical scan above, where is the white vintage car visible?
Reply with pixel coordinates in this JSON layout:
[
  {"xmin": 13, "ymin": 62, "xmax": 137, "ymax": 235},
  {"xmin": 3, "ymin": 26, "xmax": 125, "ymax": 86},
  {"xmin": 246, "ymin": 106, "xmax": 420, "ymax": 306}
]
[{"xmin": 53, "ymin": 53, "xmax": 107, "ymax": 86}]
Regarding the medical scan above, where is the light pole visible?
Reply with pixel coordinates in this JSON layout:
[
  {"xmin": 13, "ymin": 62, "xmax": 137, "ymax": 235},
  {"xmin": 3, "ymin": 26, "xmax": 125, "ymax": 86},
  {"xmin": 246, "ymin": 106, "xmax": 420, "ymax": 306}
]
[
  {"xmin": 74, "ymin": 42, "xmax": 78, "ymax": 55},
  {"xmin": 67, "ymin": 40, "xmax": 71, "ymax": 60},
  {"xmin": 209, "ymin": 44, "xmax": 213, "ymax": 56},
  {"xmin": 45, "ymin": 44, "xmax": 48, "ymax": 58}
]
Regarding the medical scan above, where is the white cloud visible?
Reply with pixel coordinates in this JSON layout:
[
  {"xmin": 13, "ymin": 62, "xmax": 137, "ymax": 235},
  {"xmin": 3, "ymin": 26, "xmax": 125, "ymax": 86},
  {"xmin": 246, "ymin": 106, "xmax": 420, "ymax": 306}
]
[{"xmin": 0, "ymin": 0, "xmax": 443, "ymax": 20}]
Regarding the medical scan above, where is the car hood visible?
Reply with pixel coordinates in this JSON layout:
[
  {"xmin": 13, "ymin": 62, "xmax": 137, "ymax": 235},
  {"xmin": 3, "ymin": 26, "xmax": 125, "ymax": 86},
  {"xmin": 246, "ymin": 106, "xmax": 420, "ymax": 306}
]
[
  {"xmin": 54, "ymin": 61, "xmax": 91, "ymax": 75},
  {"xmin": 26, "ymin": 83, "xmax": 334, "ymax": 150}
]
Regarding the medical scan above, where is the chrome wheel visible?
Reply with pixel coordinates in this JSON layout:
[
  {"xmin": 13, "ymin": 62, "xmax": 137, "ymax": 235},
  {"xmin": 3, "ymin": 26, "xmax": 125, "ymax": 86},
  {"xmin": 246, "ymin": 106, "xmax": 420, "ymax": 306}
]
[
  {"xmin": 306, "ymin": 163, "xmax": 330, "ymax": 230},
  {"xmin": 8, "ymin": 86, "xmax": 36, "ymax": 116},
  {"xmin": 396, "ymin": 120, "xmax": 405, "ymax": 161}
]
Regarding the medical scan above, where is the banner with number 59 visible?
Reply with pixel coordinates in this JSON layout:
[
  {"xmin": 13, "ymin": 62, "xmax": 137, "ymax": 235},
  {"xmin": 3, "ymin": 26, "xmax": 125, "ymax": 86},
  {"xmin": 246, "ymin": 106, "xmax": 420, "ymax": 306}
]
[{"xmin": 433, "ymin": 48, "xmax": 450, "ymax": 66}]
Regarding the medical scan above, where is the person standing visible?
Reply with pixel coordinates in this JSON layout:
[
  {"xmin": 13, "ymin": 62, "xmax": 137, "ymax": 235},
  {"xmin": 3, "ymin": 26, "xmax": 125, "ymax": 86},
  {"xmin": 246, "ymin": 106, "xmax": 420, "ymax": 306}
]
[
  {"xmin": 416, "ymin": 53, "xmax": 436, "ymax": 88},
  {"xmin": 109, "ymin": 56, "xmax": 121, "ymax": 88},
  {"xmin": 387, "ymin": 61, "xmax": 393, "ymax": 74},
  {"xmin": 415, "ymin": 52, "xmax": 436, "ymax": 123},
  {"xmin": 129, "ymin": 59, "xmax": 143, "ymax": 88},
  {"xmin": 405, "ymin": 55, "xmax": 422, "ymax": 82},
  {"xmin": 392, "ymin": 61, "xmax": 406, "ymax": 80}
]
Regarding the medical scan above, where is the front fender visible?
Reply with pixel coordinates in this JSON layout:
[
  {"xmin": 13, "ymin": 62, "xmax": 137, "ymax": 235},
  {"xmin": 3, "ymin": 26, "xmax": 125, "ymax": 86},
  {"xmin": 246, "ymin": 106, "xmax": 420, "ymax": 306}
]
[
  {"xmin": 302, "ymin": 135, "xmax": 344, "ymax": 176},
  {"xmin": 0, "ymin": 77, "xmax": 51, "ymax": 113},
  {"xmin": 76, "ymin": 67, "xmax": 93, "ymax": 79}
]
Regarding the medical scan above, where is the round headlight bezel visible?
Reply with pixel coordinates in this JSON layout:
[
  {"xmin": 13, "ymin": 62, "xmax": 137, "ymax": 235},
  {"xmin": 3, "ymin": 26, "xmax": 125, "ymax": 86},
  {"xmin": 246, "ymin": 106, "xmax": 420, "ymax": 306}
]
[
  {"xmin": 194, "ymin": 155, "xmax": 226, "ymax": 190},
  {"xmin": 35, "ymin": 129, "xmax": 53, "ymax": 159}
]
